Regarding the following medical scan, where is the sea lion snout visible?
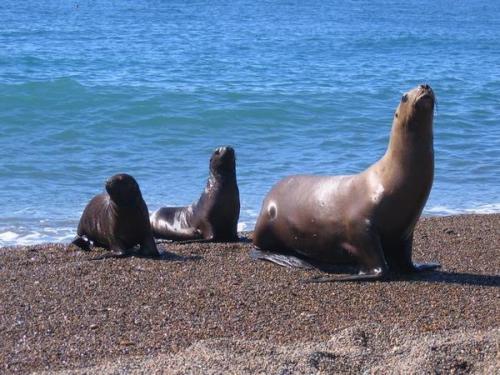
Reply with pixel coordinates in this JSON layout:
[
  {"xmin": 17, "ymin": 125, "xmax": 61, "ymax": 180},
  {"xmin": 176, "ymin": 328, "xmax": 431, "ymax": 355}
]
[
  {"xmin": 214, "ymin": 146, "xmax": 235, "ymax": 157},
  {"xmin": 416, "ymin": 84, "xmax": 434, "ymax": 102},
  {"xmin": 410, "ymin": 84, "xmax": 435, "ymax": 111},
  {"xmin": 105, "ymin": 173, "xmax": 135, "ymax": 189},
  {"xmin": 210, "ymin": 146, "xmax": 236, "ymax": 173}
]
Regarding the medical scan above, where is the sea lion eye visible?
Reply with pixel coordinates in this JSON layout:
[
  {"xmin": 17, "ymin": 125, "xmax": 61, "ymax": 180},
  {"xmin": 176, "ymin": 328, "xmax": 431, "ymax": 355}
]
[
  {"xmin": 394, "ymin": 112, "xmax": 398, "ymax": 118},
  {"xmin": 401, "ymin": 94, "xmax": 408, "ymax": 103}
]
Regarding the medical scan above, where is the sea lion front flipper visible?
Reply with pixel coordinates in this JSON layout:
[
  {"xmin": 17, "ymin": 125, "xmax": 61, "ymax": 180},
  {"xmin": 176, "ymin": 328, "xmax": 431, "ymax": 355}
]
[
  {"xmin": 71, "ymin": 235, "xmax": 91, "ymax": 251},
  {"xmin": 90, "ymin": 251, "xmax": 130, "ymax": 261},
  {"xmin": 250, "ymin": 248, "xmax": 315, "ymax": 269},
  {"xmin": 308, "ymin": 233, "xmax": 389, "ymax": 282},
  {"xmin": 305, "ymin": 268, "xmax": 387, "ymax": 283},
  {"xmin": 139, "ymin": 233, "xmax": 160, "ymax": 258},
  {"xmin": 385, "ymin": 235, "xmax": 440, "ymax": 273},
  {"xmin": 90, "ymin": 243, "xmax": 133, "ymax": 260},
  {"xmin": 308, "ymin": 262, "xmax": 439, "ymax": 281}
]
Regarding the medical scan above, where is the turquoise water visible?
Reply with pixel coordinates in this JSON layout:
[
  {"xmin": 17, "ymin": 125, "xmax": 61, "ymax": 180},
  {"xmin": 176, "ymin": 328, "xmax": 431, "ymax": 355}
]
[{"xmin": 1, "ymin": 1, "xmax": 499, "ymax": 246}]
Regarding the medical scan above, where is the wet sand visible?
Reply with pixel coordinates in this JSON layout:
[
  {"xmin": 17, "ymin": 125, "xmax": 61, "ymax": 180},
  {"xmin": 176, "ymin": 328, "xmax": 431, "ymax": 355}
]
[{"xmin": 1, "ymin": 214, "xmax": 499, "ymax": 374}]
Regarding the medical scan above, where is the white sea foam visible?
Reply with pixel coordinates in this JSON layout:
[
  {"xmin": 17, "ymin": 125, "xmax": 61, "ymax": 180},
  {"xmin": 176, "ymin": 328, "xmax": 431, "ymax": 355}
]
[
  {"xmin": 0, "ymin": 231, "xmax": 19, "ymax": 241},
  {"xmin": 0, "ymin": 227, "xmax": 75, "ymax": 247},
  {"xmin": 1, "ymin": 202, "xmax": 499, "ymax": 247},
  {"xmin": 464, "ymin": 203, "xmax": 500, "ymax": 214},
  {"xmin": 425, "ymin": 203, "xmax": 500, "ymax": 216},
  {"xmin": 426, "ymin": 206, "xmax": 460, "ymax": 215}
]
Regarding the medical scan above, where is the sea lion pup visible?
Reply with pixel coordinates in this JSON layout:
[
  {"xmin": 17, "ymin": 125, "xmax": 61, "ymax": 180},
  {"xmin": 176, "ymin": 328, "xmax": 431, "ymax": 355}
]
[
  {"xmin": 72, "ymin": 173, "xmax": 159, "ymax": 257},
  {"xmin": 252, "ymin": 84, "xmax": 440, "ymax": 281},
  {"xmin": 150, "ymin": 146, "xmax": 240, "ymax": 242}
]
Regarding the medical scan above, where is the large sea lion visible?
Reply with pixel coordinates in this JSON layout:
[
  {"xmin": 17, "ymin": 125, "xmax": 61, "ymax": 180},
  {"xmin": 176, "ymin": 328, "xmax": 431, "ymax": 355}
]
[
  {"xmin": 72, "ymin": 173, "xmax": 159, "ymax": 257},
  {"xmin": 252, "ymin": 84, "xmax": 440, "ymax": 281},
  {"xmin": 150, "ymin": 146, "xmax": 240, "ymax": 242}
]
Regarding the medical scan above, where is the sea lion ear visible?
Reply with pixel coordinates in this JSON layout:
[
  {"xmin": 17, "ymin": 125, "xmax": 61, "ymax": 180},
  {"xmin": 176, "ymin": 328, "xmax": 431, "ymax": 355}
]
[{"xmin": 401, "ymin": 94, "xmax": 408, "ymax": 103}]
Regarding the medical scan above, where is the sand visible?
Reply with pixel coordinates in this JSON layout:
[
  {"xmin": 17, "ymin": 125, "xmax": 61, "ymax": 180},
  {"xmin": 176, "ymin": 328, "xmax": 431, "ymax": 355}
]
[{"xmin": 0, "ymin": 214, "xmax": 499, "ymax": 374}]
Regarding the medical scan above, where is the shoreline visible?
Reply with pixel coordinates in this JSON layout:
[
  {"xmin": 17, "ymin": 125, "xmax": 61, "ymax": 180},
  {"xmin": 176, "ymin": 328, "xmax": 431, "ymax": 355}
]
[
  {"xmin": 1, "ymin": 214, "xmax": 499, "ymax": 373},
  {"xmin": 2, "ymin": 208, "xmax": 500, "ymax": 248}
]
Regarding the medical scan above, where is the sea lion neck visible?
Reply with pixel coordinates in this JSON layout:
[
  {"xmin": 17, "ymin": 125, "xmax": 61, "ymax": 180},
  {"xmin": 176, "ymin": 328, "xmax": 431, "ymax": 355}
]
[
  {"xmin": 372, "ymin": 113, "xmax": 434, "ymax": 207},
  {"xmin": 382, "ymin": 95, "xmax": 434, "ymax": 171},
  {"xmin": 208, "ymin": 164, "xmax": 237, "ymax": 184},
  {"xmin": 384, "ymin": 118, "xmax": 434, "ymax": 163},
  {"xmin": 108, "ymin": 195, "xmax": 141, "ymax": 211}
]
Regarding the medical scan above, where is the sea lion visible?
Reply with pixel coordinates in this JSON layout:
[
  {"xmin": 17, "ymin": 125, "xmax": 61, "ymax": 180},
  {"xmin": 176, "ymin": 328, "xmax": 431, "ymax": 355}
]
[
  {"xmin": 252, "ymin": 84, "xmax": 440, "ymax": 281},
  {"xmin": 72, "ymin": 173, "xmax": 159, "ymax": 257},
  {"xmin": 150, "ymin": 146, "xmax": 240, "ymax": 242}
]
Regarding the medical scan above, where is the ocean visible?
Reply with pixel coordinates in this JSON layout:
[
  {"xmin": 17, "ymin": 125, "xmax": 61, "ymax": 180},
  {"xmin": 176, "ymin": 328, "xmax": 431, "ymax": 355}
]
[{"xmin": 1, "ymin": 0, "xmax": 499, "ymax": 246}]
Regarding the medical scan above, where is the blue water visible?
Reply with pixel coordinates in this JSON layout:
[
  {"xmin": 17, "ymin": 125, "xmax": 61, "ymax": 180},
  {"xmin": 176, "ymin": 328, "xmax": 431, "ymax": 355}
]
[{"xmin": 1, "ymin": 1, "xmax": 499, "ymax": 246}]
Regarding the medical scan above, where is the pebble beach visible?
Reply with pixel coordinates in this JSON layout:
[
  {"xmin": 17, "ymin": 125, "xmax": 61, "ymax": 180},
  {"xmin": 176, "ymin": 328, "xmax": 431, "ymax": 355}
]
[
  {"xmin": 2, "ymin": 2, "xmax": 500, "ymax": 374},
  {"xmin": 1, "ymin": 214, "xmax": 498, "ymax": 374}
]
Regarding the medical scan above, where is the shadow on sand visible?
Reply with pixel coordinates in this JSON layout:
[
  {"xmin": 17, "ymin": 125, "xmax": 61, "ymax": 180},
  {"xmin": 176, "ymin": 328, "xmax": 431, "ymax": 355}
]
[
  {"xmin": 159, "ymin": 250, "xmax": 202, "ymax": 262},
  {"xmin": 87, "ymin": 249, "xmax": 202, "ymax": 262},
  {"xmin": 306, "ymin": 269, "xmax": 500, "ymax": 287},
  {"xmin": 251, "ymin": 249, "xmax": 499, "ymax": 287},
  {"xmin": 398, "ymin": 270, "xmax": 500, "ymax": 287}
]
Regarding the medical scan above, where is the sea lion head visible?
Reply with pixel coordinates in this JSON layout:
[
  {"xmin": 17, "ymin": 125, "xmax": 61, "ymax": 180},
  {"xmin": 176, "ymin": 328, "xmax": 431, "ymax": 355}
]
[
  {"xmin": 105, "ymin": 173, "xmax": 142, "ymax": 206},
  {"xmin": 393, "ymin": 84, "xmax": 435, "ymax": 130},
  {"xmin": 210, "ymin": 146, "xmax": 236, "ymax": 177}
]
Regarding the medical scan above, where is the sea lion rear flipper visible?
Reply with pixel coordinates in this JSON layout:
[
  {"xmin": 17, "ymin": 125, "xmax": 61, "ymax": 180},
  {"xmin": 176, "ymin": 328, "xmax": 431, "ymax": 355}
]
[
  {"xmin": 412, "ymin": 262, "xmax": 441, "ymax": 272},
  {"xmin": 250, "ymin": 248, "xmax": 315, "ymax": 269},
  {"xmin": 155, "ymin": 227, "xmax": 203, "ymax": 242},
  {"xmin": 71, "ymin": 235, "xmax": 91, "ymax": 251}
]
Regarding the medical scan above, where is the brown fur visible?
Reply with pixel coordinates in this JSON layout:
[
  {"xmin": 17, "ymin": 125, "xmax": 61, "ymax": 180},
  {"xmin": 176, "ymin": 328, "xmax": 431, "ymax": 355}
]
[{"xmin": 252, "ymin": 85, "xmax": 439, "ymax": 280}]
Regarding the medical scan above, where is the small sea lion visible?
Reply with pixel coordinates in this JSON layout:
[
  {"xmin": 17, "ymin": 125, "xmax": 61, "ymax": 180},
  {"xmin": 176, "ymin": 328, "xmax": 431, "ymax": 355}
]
[
  {"xmin": 150, "ymin": 146, "xmax": 240, "ymax": 242},
  {"xmin": 72, "ymin": 173, "xmax": 159, "ymax": 257},
  {"xmin": 252, "ymin": 84, "xmax": 440, "ymax": 281}
]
